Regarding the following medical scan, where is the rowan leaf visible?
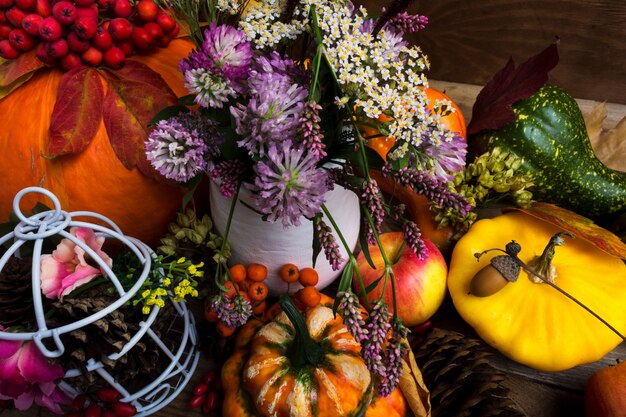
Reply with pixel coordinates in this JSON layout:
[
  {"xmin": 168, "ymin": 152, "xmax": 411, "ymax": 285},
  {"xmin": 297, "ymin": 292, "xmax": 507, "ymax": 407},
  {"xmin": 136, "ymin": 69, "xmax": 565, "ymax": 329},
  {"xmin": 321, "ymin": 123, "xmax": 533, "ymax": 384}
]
[
  {"xmin": 399, "ymin": 343, "xmax": 431, "ymax": 417},
  {"xmin": 102, "ymin": 60, "xmax": 179, "ymax": 176},
  {"xmin": 467, "ymin": 43, "xmax": 559, "ymax": 135},
  {"xmin": 0, "ymin": 50, "xmax": 45, "ymax": 87},
  {"xmin": 47, "ymin": 67, "xmax": 104, "ymax": 157},
  {"xmin": 510, "ymin": 202, "xmax": 626, "ymax": 259}
]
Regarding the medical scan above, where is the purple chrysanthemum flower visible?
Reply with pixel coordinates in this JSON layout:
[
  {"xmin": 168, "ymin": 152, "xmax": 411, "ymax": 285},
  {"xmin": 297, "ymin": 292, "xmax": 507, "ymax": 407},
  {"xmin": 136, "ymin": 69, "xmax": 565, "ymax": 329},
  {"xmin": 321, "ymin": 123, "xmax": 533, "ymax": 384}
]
[
  {"xmin": 251, "ymin": 140, "xmax": 330, "ymax": 227},
  {"xmin": 362, "ymin": 300, "xmax": 391, "ymax": 378},
  {"xmin": 145, "ymin": 113, "xmax": 212, "ymax": 182},
  {"xmin": 423, "ymin": 129, "xmax": 467, "ymax": 181},
  {"xmin": 179, "ymin": 24, "xmax": 252, "ymax": 107},
  {"xmin": 230, "ymin": 72, "xmax": 308, "ymax": 156},
  {"xmin": 379, "ymin": 319, "xmax": 409, "ymax": 397},
  {"xmin": 337, "ymin": 291, "xmax": 368, "ymax": 343},
  {"xmin": 210, "ymin": 293, "xmax": 252, "ymax": 328},
  {"xmin": 315, "ymin": 218, "xmax": 343, "ymax": 271},
  {"xmin": 361, "ymin": 179, "xmax": 385, "ymax": 245},
  {"xmin": 402, "ymin": 221, "xmax": 426, "ymax": 259},
  {"xmin": 393, "ymin": 166, "xmax": 471, "ymax": 214},
  {"xmin": 300, "ymin": 101, "xmax": 326, "ymax": 160},
  {"xmin": 209, "ymin": 160, "xmax": 247, "ymax": 197}
]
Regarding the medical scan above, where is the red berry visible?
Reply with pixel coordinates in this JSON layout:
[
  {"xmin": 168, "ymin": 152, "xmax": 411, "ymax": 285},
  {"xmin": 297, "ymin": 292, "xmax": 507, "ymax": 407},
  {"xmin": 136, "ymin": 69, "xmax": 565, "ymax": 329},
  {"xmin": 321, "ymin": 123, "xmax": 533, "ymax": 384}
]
[
  {"xmin": 111, "ymin": 402, "xmax": 137, "ymax": 417},
  {"xmin": 38, "ymin": 15, "xmax": 62, "ymax": 40},
  {"xmin": 67, "ymin": 30, "xmax": 89, "ymax": 52},
  {"xmin": 52, "ymin": 1, "xmax": 76, "ymax": 25},
  {"xmin": 192, "ymin": 383, "xmax": 209, "ymax": 396},
  {"xmin": 142, "ymin": 21, "xmax": 162, "ymax": 43},
  {"xmin": 169, "ymin": 22, "xmax": 179, "ymax": 37},
  {"xmin": 96, "ymin": 0, "xmax": 113, "ymax": 10},
  {"xmin": 14, "ymin": 0, "xmax": 36, "ymax": 12},
  {"xmin": 114, "ymin": 38, "xmax": 132, "ymax": 56},
  {"xmin": 188, "ymin": 395, "xmax": 204, "ymax": 409},
  {"xmin": 156, "ymin": 33, "xmax": 171, "ymax": 48},
  {"xmin": 74, "ymin": 0, "xmax": 95, "ymax": 6},
  {"xmin": 75, "ymin": 5, "xmax": 97, "ymax": 20},
  {"xmin": 70, "ymin": 394, "xmax": 87, "ymax": 411},
  {"xmin": 60, "ymin": 51, "xmax": 81, "ymax": 69},
  {"xmin": 81, "ymin": 45, "xmax": 102, "ymax": 66},
  {"xmin": 34, "ymin": 0, "xmax": 51, "ymax": 16},
  {"xmin": 9, "ymin": 28, "xmax": 34, "ymax": 50},
  {"xmin": 72, "ymin": 15, "xmax": 97, "ymax": 39},
  {"xmin": 101, "ymin": 410, "xmax": 117, "ymax": 417},
  {"xmin": 67, "ymin": 410, "xmax": 83, "ymax": 417},
  {"xmin": 112, "ymin": 0, "xmax": 131, "ymax": 18},
  {"xmin": 155, "ymin": 11, "xmax": 176, "ymax": 34},
  {"xmin": 108, "ymin": 17, "xmax": 131, "ymax": 40},
  {"xmin": 102, "ymin": 45, "xmax": 124, "ymax": 68},
  {"xmin": 36, "ymin": 40, "xmax": 56, "ymax": 63},
  {"xmin": 92, "ymin": 26, "xmax": 113, "ymax": 50},
  {"xmin": 202, "ymin": 369, "xmax": 217, "ymax": 386},
  {"xmin": 0, "ymin": 39, "xmax": 19, "ymax": 59},
  {"xmin": 130, "ymin": 26, "xmax": 151, "ymax": 50},
  {"xmin": 136, "ymin": 0, "xmax": 158, "ymax": 22},
  {"xmin": 45, "ymin": 37, "xmax": 68, "ymax": 57},
  {"xmin": 0, "ymin": 24, "xmax": 12, "ymax": 39},
  {"xmin": 21, "ymin": 13, "xmax": 42, "ymax": 36},
  {"xmin": 202, "ymin": 391, "xmax": 220, "ymax": 414},
  {"xmin": 85, "ymin": 403, "xmax": 102, "ymax": 417},
  {"xmin": 5, "ymin": 7, "xmax": 27, "ymax": 27},
  {"xmin": 97, "ymin": 387, "xmax": 121, "ymax": 403},
  {"xmin": 0, "ymin": 0, "xmax": 14, "ymax": 9},
  {"xmin": 0, "ymin": 10, "xmax": 8, "ymax": 25}
]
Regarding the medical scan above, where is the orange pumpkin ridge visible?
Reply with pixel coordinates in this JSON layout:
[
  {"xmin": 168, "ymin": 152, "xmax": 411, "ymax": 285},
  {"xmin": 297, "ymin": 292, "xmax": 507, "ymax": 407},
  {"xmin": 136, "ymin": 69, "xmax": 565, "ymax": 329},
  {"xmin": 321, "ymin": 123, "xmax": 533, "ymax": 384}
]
[{"xmin": 0, "ymin": 38, "xmax": 195, "ymax": 246}]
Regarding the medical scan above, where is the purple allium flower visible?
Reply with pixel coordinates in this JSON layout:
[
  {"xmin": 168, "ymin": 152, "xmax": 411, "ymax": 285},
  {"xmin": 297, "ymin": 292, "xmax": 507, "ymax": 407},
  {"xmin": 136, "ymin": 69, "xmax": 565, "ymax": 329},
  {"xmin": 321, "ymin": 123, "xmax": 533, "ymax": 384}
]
[
  {"xmin": 379, "ymin": 319, "xmax": 409, "ymax": 397},
  {"xmin": 210, "ymin": 293, "xmax": 252, "ymax": 328},
  {"xmin": 387, "ymin": 12, "xmax": 429, "ymax": 34},
  {"xmin": 423, "ymin": 130, "xmax": 467, "ymax": 181},
  {"xmin": 402, "ymin": 221, "xmax": 426, "ymax": 259},
  {"xmin": 315, "ymin": 218, "xmax": 344, "ymax": 271},
  {"xmin": 393, "ymin": 167, "xmax": 471, "ymax": 215},
  {"xmin": 231, "ymin": 53, "xmax": 307, "ymax": 156},
  {"xmin": 251, "ymin": 140, "xmax": 330, "ymax": 227},
  {"xmin": 209, "ymin": 160, "xmax": 247, "ymax": 197},
  {"xmin": 300, "ymin": 101, "xmax": 326, "ymax": 160},
  {"xmin": 145, "ymin": 113, "xmax": 212, "ymax": 182},
  {"xmin": 362, "ymin": 299, "xmax": 391, "ymax": 378},
  {"xmin": 337, "ymin": 291, "xmax": 368, "ymax": 343},
  {"xmin": 361, "ymin": 179, "xmax": 385, "ymax": 245}
]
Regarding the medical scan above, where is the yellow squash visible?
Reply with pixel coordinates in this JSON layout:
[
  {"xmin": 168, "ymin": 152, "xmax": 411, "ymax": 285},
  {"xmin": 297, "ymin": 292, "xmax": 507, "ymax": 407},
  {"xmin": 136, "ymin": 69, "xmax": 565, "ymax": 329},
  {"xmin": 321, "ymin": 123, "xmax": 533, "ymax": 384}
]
[{"xmin": 448, "ymin": 211, "xmax": 626, "ymax": 371}]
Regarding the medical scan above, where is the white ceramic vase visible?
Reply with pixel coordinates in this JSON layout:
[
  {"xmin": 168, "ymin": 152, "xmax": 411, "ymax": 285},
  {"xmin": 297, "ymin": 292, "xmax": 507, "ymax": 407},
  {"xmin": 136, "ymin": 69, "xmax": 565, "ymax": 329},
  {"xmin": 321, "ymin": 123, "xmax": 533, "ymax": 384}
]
[{"xmin": 209, "ymin": 181, "xmax": 361, "ymax": 294}]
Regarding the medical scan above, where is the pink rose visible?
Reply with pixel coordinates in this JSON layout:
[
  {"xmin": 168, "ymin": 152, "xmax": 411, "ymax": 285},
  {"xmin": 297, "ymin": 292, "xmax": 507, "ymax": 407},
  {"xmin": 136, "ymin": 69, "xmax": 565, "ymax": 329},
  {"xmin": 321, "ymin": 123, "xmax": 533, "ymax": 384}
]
[{"xmin": 40, "ymin": 227, "xmax": 113, "ymax": 299}]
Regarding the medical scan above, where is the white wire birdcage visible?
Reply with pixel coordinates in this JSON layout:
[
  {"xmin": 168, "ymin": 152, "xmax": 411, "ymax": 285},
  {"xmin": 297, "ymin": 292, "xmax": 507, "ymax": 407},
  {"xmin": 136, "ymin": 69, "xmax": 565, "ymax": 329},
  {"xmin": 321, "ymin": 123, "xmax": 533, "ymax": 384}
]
[{"xmin": 0, "ymin": 187, "xmax": 200, "ymax": 416}]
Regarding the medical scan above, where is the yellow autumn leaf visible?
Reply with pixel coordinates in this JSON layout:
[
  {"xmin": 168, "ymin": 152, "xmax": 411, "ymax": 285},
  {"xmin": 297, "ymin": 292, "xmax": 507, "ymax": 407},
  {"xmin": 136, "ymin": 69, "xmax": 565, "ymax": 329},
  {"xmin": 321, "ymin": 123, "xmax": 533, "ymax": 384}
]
[
  {"xmin": 398, "ymin": 340, "xmax": 431, "ymax": 417},
  {"xmin": 585, "ymin": 102, "xmax": 626, "ymax": 173}
]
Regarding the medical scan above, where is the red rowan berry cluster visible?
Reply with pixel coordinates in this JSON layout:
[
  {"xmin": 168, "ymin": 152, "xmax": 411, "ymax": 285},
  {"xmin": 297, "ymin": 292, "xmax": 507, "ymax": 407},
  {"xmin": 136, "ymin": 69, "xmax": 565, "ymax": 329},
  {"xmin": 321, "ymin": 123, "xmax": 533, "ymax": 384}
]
[
  {"xmin": 67, "ymin": 388, "xmax": 137, "ymax": 417},
  {"xmin": 0, "ymin": 0, "xmax": 179, "ymax": 69}
]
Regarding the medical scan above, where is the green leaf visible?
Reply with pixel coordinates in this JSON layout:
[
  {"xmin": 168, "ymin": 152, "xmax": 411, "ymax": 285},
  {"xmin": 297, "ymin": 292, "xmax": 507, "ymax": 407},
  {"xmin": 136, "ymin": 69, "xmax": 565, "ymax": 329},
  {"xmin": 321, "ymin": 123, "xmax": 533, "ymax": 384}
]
[
  {"xmin": 181, "ymin": 175, "xmax": 202, "ymax": 209},
  {"xmin": 358, "ymin": 229, "xmax": 376, "ymax": 270},
  {"xmin": 312, "ymin": 215, "xmax": 323, "ymax": 268},
  {"xmin": 364, "ymin": 274, "xmax": 383, "ymax": 294},
  {"xmin": 47, "ymin": 67, "xmax": 103, "ymax": 157},
  {"xmin": 178, "ymin": 94, "xmax": 197, "ymax": 106}
]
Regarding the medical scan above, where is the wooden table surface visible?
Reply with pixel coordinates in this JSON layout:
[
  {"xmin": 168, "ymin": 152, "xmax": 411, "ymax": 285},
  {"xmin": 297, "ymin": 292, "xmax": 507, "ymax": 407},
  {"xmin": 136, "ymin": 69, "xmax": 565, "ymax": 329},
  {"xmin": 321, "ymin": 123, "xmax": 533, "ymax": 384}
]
[{"xmin": 4, "ymin": 81, "xmax": 626, "ymax": 417}]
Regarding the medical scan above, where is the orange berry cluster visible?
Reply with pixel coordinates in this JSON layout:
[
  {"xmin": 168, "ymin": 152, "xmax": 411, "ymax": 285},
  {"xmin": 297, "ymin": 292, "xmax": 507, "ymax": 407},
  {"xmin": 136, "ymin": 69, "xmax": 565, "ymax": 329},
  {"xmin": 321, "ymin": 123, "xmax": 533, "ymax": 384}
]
[
  {"xmin": 204, "ymin": 262, "xmax": 269, "ymax": 337},
  {"xmin": 278, "ymin": 263, "xmax": 322, "ymax": 308}
]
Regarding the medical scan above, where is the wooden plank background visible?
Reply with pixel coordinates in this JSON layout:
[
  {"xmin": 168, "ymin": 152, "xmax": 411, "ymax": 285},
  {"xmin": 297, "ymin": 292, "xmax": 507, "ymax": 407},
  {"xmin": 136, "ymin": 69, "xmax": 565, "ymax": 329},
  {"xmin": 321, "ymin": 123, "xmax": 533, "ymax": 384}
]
[{"xmin": 358, "ymin": 0, "xmax": 626, "ymax": 105}]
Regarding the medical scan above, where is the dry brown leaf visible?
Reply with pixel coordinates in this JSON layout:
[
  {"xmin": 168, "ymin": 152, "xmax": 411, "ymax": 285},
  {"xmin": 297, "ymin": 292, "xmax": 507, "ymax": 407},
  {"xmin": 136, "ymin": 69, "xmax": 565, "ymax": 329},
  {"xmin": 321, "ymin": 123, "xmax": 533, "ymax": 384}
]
[
  {"xmin": 585, "ymin": 102, "xmax": 626, "ymax": 172},
  {"xmin": 399, "ymin": 341, "xmax": 431, "ymax": 417}
]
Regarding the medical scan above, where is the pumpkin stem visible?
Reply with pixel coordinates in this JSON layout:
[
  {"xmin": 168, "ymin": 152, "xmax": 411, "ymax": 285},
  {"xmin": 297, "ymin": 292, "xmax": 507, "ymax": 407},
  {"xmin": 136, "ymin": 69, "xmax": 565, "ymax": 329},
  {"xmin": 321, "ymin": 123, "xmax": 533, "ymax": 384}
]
[
  {"xmin": 279, "ymin": 295, "xmax": 325, "ymax": 368},
  {"xmin": 527, "ymin": 232, "xmax": 573, "ymax": 284}
]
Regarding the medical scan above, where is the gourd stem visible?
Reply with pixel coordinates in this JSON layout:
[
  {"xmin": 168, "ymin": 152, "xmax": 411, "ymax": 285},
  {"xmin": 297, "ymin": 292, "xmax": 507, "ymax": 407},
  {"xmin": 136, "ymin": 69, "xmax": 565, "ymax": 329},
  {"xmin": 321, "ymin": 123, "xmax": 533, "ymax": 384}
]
[
  {"xmin": 531, "ymin": 231, "xmax": 573, "ymax": 279},
  {"xmin": 279, "ymin": 295, "xmax": 325, "ymax": 368}
]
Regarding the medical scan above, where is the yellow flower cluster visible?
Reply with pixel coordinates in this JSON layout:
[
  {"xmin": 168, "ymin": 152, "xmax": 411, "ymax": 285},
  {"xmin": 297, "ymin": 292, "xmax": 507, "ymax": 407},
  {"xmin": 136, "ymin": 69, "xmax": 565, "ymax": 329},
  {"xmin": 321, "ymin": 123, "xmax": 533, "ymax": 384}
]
[{"xmin": 139, "ymin": 288, "xmax": 168, "ymax": 315}]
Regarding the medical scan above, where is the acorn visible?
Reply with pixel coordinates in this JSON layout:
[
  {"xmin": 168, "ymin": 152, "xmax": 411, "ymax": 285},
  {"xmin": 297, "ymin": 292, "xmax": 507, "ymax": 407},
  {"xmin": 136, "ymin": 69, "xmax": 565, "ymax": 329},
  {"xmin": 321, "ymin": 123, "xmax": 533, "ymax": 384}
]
[{"xmin": 470, "ymin": 241, "xmax": 522, "ymax": 297}]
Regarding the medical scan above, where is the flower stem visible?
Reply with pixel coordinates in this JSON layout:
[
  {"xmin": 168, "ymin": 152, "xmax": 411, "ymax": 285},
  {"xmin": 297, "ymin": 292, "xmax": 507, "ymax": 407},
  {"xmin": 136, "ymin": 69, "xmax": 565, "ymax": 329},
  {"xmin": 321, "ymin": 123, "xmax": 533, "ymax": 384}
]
[{"xmin": 214, "ymin": 181, "xmax": 241, "ymax": 295}]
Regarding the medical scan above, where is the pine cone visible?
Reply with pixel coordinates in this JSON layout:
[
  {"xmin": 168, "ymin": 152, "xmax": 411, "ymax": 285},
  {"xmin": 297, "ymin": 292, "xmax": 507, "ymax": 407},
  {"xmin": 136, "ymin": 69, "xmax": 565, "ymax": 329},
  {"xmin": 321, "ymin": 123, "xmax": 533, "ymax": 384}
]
[
  {"xmin": 0, "ymin": 256, "xmax": 41, "ymax": 329},
  {"xmin": 412, "ymin": 328, "xmax": 527, "ymax": 417},
  {"xmin": 48, "ymin": 284, "xmax": 178, "ymax": 392}
]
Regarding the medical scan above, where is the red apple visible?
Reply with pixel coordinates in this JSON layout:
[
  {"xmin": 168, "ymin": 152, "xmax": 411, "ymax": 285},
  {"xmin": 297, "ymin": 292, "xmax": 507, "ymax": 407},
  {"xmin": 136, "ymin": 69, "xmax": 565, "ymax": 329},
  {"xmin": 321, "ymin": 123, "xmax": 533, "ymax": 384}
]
[
  {"xmin": 354, "ymin": 231, "xmax": 447, "ymax": 327},
  {"xmin": 585, "ymin": 360, "xmax": 626, "ymax": 417}
]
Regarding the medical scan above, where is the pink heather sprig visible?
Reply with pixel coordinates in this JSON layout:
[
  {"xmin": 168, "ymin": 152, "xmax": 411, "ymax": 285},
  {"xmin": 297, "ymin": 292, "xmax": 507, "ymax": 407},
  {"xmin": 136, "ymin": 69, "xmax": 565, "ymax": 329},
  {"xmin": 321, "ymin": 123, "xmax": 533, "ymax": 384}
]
[
  {"xmin": 300, "ymin": 101, "xmax": 326, "ymax": 160},
  {"xmin": 209, "ymin": 160, "xmax": 247, "ymax": 197},
  {"xmin": 362, "ymin": 299, "xmax": 391, "ymax": 378},
  {"xmin": 315, "ymin": 218, "xmax": 344, "ymax": 271},
  {"xmin": 388, "ymin": 165, "xmax": 471, "ymax": 214},
  {"xmin": 379, "ymin": 319, "xmax": 409, "ymax": 397},
  {"xmin": 210, "ymin": 293, "xmax": 252, "ymax": 328},
  {"xmin": 361, "ymin": 179, "xmax": 385, "ymax": 245},
  {"xmin": 402, "ymin": 221, "xmax": 426, "ymax": 259},
  {"xmin": 387, "ymin": 12, "xmax": 429, "ymax": 34},
  {"xmin": 337, "ymin": 291, "xmax": 368, "ymax": 343}
]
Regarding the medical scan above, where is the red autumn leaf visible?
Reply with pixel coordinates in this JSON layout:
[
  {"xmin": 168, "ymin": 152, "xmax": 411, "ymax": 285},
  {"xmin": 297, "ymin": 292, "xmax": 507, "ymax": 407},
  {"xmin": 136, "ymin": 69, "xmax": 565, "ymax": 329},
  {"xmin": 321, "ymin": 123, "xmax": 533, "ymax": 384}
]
[
  {"xmin": 47, "ymin": 67, "xmax": 104, "ymax": 157},
  {"xmin": 467, "ymin": 43, "xmax": 560, "ymax": 135},
  {"xmin": 102, "ymin": 60, "xmax": 178, "ymax": 176},
  {"xmin": 509, "ymin": 202, "xmax": 626, "ymax": 259},
  {"xmin": 0, "ymin": 50, "xmax": 45, "ymax": 87}
]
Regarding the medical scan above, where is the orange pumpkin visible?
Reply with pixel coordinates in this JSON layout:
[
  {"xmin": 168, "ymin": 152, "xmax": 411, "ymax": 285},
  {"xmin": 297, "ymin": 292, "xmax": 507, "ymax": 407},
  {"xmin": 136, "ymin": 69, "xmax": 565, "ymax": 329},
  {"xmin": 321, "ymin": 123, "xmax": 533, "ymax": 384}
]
[
  {"xmin": 0, "ymin": 38, "xmax": 195, "ymax": 246},
  {"xmin": 364, "ymin": 88, "xmax": 467, "ymax": 254}
]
